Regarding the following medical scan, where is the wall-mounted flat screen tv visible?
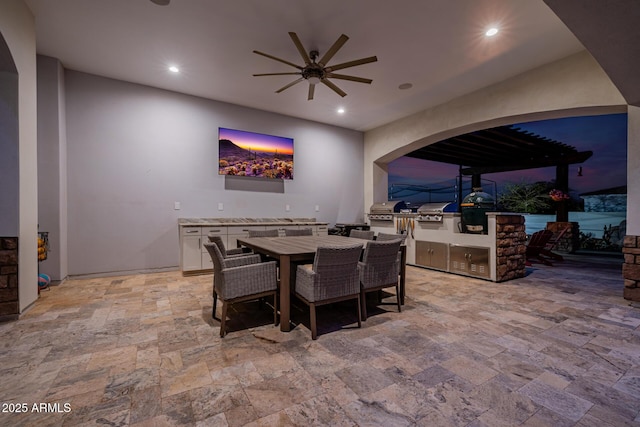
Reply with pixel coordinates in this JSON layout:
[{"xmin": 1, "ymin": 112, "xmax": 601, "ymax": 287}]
[{"xmin": 218, "ymin": 127, "xmax": 294, "ymax": 180}]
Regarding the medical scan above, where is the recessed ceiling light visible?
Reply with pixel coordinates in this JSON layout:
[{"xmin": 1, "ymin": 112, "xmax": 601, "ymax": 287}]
[
  {"xmin": 168, "ymin": 66, "xmax": 180, "ymax": 73},
  {"xmin": 337, "ymin": 108, "xmax": 345, "ymax": 114},
  {"xmin": 485, "ymin": 27, "xmax": 499, "ymax": 37},
  {"xmin": 398, "ymin": 83, "xmax": 413, "ymax": 90}
]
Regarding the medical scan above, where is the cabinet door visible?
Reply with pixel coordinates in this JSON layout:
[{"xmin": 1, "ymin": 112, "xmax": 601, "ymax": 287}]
[
  {"xmin": 201, "ymin": 251, "xmax": 214, "ymax": 270},
  {"xmin": 416, "ymin": 241, "xmax": 448, "ymax": 270},
  {"xmin": 315, "ymin": 225, "xmax": 328, "ymax": 235},
  {"xmin": 429, "ymin": 242, "xmax": 448, "ymax": 270},
  {"xmin": 449, "ymin": 245, "xmax": 489, "ymax": 278},
  {"xmin": 466, "ymin": 246, "xmax": 489, "ymax": 278},
  {"xmin": 415, "ymin": 241, "xmax": 431, "ymax": 267},
  {"xmin": 182, "ymin": 235, "xmax": 202, "ymax": 271}
]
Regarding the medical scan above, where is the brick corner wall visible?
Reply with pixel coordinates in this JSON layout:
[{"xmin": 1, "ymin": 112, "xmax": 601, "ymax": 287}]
[
  {"xmin": 496, "ymin": 215, "xmax": 527, "ymax": 282},
  {"xmin": 623, "ymin": 235, "xmax": 640, "ymax": 301},
  {"xmin": 0, "ymin": 237, "xmax": 19, "ymax": 320}
]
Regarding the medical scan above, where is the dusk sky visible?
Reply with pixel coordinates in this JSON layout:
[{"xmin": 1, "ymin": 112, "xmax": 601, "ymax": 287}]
[
  {"xmin": 388, "ymin": 113, "xmax": 627, "ymax": 204},
  {"xmin": 219, "ymin": 127, "xmax": 293, "ymax": 155}
]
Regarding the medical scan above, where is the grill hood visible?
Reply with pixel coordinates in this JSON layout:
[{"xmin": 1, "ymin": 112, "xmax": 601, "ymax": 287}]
[
  {"xmin": 417, "ymin": 202, "xmax": 457, "ymax": 222},
  {"xmin": 417, "ymin": 202, "xmax": 457, "ymax": 215},
  {"xmin": 369, "ymin": 201, "xmax": 407, "ymax": 214},
  {"xmin": 368, "ymin": 201, "xmax": 407, "ymax": 221}
]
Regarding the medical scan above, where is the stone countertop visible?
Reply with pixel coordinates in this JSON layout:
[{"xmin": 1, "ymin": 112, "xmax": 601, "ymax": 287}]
[{"xmin": 178, "ymin": 218, "xmax": 328, "ymax": 226}]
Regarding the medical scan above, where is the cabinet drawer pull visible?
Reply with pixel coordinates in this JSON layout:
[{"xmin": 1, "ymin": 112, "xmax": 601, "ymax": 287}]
[
  {"xmin": 209, "ymin": 229, "xmax": 222, "ymax": 233},
  {"xmin": 185, "ymin": 229, "xmax": 199, "ymax": 233}
]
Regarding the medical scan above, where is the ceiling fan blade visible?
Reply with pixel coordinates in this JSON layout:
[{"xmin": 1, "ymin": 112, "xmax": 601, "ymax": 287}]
[
  {"xmin": 253, "ymin": 72, "xmax": 302, "ymax": 76},
  {"xmin": 253, "ymin": 50, "xmax": 302, "ymax": 70},
  {"xmin": 325, "ymin": 56, "xmax": 378, "ymax": 72},
  {"xmin": 308, "ymin": 84, "xmax": 315, "ymax": 100},
  {"xmin": 325, "ymin": 73, "xmax": 373, "ymax": 84},
  {"xmin": 276, "ymin": 77, "xmax": 304, "ymax": 93},
  {"xmin": 288, "ymin": 32, "xmax": 311, "ymax": 65},
  {"xmin": 318, "ymin": 34, "xmax": 349, "ymax": 67},
  {"xmin": 321, "ymin": 79, "xmax": 347, "ymax": 97}
]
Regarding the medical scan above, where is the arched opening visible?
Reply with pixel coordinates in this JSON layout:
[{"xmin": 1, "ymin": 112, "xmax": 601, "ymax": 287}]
[{"xmin": 387, "ymin": 112, "xmax": 627, "ymax": 253}]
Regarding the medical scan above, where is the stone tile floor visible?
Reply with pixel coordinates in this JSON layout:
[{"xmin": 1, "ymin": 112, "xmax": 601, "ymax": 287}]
[{"xmin": 1, "ymin": 254, "xmax": 639, "ymax": 426}]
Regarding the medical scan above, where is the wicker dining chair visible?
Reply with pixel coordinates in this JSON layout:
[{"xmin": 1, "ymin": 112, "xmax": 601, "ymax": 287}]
[
  {"xmin": 295, "ymin": 244, "xmax": 363, "ymax": 340},
  {"xmin": 207, "ymin": 234, "xmax": 252, "ymax": 258},
  {"xmin": 375, "ymin": 232, "xmax": 405, "ymax": 284},
  {"xmin": 204, "ymin": 243, "xmax": 278, "ymax": 337},
  {"xmin": 349, "ymin": 229, "xmax": 375, "ymax": 240},
  {"xmin": 358, "ymin": 239, "xmax": 403, "ymax": 320},
  {"xmin": 284, "ymin": 228, "xmax": 314, "ymax": 236},
  {"xmin": 247, "ymin": 229, "xmax": 279, "ymax": 237}
]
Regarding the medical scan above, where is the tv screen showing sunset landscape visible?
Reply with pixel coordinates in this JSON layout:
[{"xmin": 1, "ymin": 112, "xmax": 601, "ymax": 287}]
[{"xmin": 218, "ymin": 127, "xmax": 294, "ymax": 180}]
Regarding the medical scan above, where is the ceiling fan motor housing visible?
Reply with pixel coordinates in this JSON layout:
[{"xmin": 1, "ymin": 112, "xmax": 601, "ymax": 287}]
[{"xmin": 302, "ymin": 65, "xmax": 325, "ymax": 84}]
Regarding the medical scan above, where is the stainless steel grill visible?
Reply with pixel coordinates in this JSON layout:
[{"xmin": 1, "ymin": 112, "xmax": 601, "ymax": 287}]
[
  {"xmin": 368, "ymin": 201, "xmax": 407, "ymax": 221},
  {"xmin": 417, "ymin": 202, "xmax": 456, "ymax": 222}
]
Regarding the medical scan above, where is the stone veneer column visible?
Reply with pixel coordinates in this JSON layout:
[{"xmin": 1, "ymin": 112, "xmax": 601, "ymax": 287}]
[
  {"xmin": 496, "ymin": 215, "xmax": 527, "ymax": 282},
  {"xmin": 0, "ymin": 237, "xmax": 19, "ymax": 320},
  {"xmin": 623, "ymin": 235, "xmax": 640, "ymax": 301}
]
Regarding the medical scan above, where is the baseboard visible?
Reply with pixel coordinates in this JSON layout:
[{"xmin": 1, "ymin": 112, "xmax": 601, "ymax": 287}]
[{"xmin": 68, "ymin": 266, "xmax": 180, "ymax": 280}]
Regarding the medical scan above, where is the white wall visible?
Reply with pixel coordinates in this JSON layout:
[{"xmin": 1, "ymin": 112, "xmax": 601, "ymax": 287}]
[
  {"xmin": 0, "ymin": 0, "xmax": 39, "ymax": 312},
  {"xmin": 0, "ymin": 69, "xmax": 19, "ymax": 236},
  {"xmin": 65, "ymin": 71, "xmax": 364, "ymax": 276},
  {"xmin": 628, "ymin": 106, "xmax": 640, "ymax": 235},
  {"xmin": 37, "ymin": 55, "xmax": 67, "ymax": 281}
]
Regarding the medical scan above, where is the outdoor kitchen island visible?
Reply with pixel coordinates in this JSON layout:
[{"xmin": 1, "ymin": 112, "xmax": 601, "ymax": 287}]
[{"xmin": 369, "ymin": 212, "xmax": 527, "ymax": 282}]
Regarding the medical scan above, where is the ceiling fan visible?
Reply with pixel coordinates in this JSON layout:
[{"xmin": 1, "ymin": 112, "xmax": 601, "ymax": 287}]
[{"xmin": 253, "ymin": 32, "xmax": 378, "ymax": 100}]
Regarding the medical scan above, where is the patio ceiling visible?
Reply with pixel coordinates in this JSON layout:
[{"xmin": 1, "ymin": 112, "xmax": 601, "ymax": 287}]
[{"xmin": 405, "ymin": 125, "xmax": 593, "ymax": 176}]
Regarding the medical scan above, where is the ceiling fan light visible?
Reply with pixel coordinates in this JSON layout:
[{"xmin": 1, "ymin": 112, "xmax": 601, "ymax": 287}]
[{"xmin": 307, "ymin": 76, "xmax": 321, "ymax": 85}]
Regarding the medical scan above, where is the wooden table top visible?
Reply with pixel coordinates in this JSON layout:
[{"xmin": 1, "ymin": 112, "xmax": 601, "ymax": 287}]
[{"xmin": 236, "ymin": 235, "xmax": 368, "ymax": 256}]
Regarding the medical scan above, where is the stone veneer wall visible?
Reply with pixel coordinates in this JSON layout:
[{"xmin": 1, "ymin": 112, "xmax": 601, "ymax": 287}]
[
  {"xmin": 0, "ymin": 237, "xmax": 19, "ymax": 320},
  {"xmin": 546, "ymin": 221, "xmax": 580, "ymax": 253},
  {"xmin": 623, "ymin": 235, "xmax": 640, "ymax": 301},
  {"xmin": 496, "ymin": 215, "xmax": 527, "ymax": 282}
]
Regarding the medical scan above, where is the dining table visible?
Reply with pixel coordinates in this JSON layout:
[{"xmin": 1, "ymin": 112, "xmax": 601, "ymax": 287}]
[{"xmin": 236, "ymin": 235, "xmax": 407, "ymax": 332}]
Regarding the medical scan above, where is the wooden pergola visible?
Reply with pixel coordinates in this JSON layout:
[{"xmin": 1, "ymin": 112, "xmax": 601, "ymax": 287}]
[{"xmin": 405, "ymin": 125, "xmax": 593, "ymax": 221}]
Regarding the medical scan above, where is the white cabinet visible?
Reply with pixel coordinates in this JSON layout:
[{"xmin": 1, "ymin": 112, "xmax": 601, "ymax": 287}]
[
  {"xmin": 180, "ymin": 227, "xmax": 203, "ymax": 272},
  {"xmin": 276, "ymin": 225, "xmax": 299, "ymax": 236},
  {"xmin": 201, "ymin": 226, "xmax": 225, "ymax": 270},
  {"xmin": 179, "ymin": 220, "xmax": 329, "ymax": 275},
  {"xmin": 203, "ymin": 226, "xmax": 226, "ymax": 238},
  {"xmin": 314, "ymin": 225, "xmax": 329, "ymax": 235},
  {"xmin": 227, "ymin": 226, "xmax": 265, "ymax": 249}
]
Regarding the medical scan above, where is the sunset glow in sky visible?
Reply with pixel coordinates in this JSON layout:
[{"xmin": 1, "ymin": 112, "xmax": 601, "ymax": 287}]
[
  {"xmin": 219, "ymin": 128, "xmax": 293, "ymax": 155},
  {"xmin": 388, "ymin": 113, "xmax": 627, "ymax": 203}
]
